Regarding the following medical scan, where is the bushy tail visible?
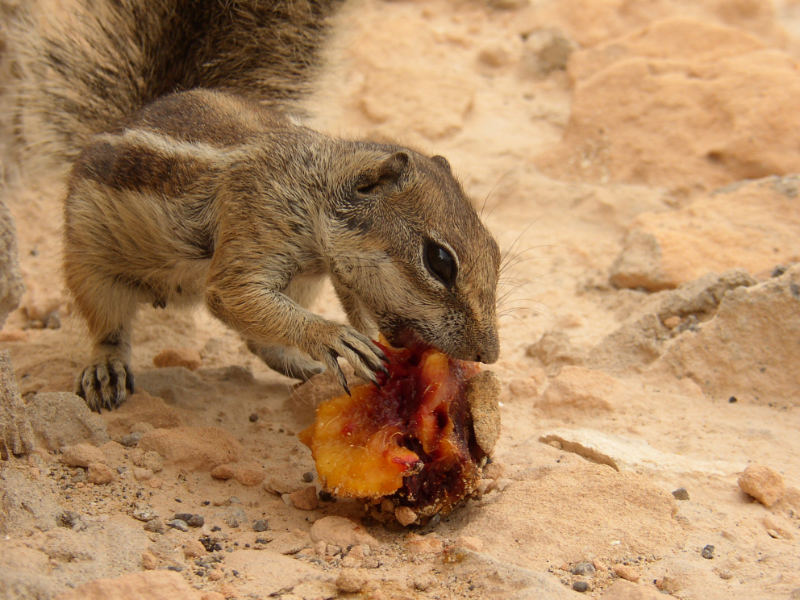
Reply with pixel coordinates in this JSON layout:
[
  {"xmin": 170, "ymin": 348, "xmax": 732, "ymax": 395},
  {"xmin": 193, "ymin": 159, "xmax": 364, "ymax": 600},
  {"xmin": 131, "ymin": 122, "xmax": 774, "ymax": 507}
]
[{"xmin": 2, "ymin": 0, "xmax": 342, "ymax": 169}]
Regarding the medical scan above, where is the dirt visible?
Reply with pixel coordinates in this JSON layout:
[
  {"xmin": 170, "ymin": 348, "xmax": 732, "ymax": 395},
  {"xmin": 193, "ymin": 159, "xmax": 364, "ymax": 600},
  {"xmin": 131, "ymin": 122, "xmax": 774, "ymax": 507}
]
[{"xmin": 2, "ymin": 0, "xmax": 800, "ymax": 599}]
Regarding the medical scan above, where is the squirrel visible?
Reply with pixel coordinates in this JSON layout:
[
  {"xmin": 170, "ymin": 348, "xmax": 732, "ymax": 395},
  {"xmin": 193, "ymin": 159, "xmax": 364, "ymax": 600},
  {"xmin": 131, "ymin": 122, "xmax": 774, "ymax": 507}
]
[{"xmin": 4, "ymin": 0, "xmax": 501, "ymax": 412}]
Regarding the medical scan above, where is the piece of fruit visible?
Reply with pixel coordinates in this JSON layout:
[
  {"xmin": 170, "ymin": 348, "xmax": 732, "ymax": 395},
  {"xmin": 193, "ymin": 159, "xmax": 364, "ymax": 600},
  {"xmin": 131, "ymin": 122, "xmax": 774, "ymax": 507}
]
[{"xmin": 298, "ymin": 342, "xmax": 500, "ymax": 520}]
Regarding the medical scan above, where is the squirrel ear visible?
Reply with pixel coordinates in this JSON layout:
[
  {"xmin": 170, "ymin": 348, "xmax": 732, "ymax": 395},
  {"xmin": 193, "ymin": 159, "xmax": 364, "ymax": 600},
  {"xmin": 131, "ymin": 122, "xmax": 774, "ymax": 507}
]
[
  {"xmin": 355, "ymin": 151, "xmax": 410, "ymax": 196},
  {"xmin": 431, "ymin": 155, "xmax": 451, "ymax": 171}
]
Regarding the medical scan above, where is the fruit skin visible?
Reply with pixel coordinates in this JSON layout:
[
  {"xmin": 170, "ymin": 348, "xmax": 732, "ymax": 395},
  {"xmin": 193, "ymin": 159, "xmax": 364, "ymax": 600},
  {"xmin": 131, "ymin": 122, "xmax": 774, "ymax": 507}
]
[{"xmin": 299, "ymin": 342, "xmax": 490, "ymax": 516}]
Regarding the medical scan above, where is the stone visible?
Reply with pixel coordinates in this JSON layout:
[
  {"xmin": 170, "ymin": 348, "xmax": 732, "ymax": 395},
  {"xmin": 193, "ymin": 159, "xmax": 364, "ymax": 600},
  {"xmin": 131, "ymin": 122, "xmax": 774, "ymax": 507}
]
[
  {"xmin": 600, "ymin": 580, "xmax": 664, "ymax": 600},
  {"xmin": 138, "ymin": 426, "xmax": 242, "ymax": 471},
  {"xmin": 1, "ymin": 351, "xmax": 35, "ymax": 459},
  {"xmin": 61, "ymin": 443, "xmax": 106, "ymax": 468},
  {"xmin": 656, "ymin": 266, "xmax": 800, "ymax": 404},
  {"xmin": 538, "ymin": 19, "xmax": 800, "ymax": 191},
  {"xmin": 25, "ymin": 392, "xmax": 109, "ymax": 450},
  {"xmin": 309, "ymin": 516, "xmax": 378, "ymax": 549},
  {"xmin": 153, "ymin": 348, "xmax": 202, "ymax": 371},
  {"xmin": 53, "ymin": 570, "xmax": 203, "ymax": 600},
  {"xmin": 738, "ymin": 464, "xmax": 785, "ymax": 507},
  {"xmin": 610, "ymin": 177, "xmax": 800, "ymax": 290},
  {"xmin": 537, "ymin": 366, "xmax": 627, "ymax": 417},
  {"xmin": 613, "ymin": 563, "xmax": 640, "ymax": 582},
  {"xmin": 289, "ymin": 485, "xmax": 319, "ymax": 511},
  {"xmin": 87, "ymin": 462, "xmax": 115, "ymax": 484},
  {"xmin": 394, "ymin": 506, "xmax": 417, "ymax": 527},
  {"xmin": 335, "ymin": 569, "xmax": 367, "ymax": 594},
  {"xmin": 183, "ymin": 540, "xmax": 206, "ymax": 558}
]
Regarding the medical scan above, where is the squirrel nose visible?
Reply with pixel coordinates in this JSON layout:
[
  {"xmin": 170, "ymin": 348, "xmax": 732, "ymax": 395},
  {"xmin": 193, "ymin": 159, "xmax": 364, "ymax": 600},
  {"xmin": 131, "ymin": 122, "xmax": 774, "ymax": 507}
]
[{"xmin": 474, "ymin": 332, "xmax": 499, "ymax": 364}]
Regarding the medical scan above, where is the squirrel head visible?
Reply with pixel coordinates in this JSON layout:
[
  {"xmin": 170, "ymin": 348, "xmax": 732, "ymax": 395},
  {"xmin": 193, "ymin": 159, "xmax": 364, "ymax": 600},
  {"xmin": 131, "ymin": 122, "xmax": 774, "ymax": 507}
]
[{"xmin": 327, "ymin": 146, "xmax": 500, "ymax": 364}]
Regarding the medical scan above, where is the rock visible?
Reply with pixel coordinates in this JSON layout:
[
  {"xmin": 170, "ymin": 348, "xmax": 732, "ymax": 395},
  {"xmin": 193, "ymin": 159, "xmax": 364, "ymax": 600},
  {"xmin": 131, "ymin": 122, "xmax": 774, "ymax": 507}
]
[
  {"xmin": 141, "ymin": 550, "xmax": 158, "ymax": 570},
  {"xmin": 404, "ymin": 533, "xmax": 443, "ymax": 555},
  {"xmin": 671, "ymin": 488, "xmax": 690, "ymax": 501},
  {"xmin": 600, "ymin": 580, "xmax": 664, "ymax": 600},
  {"xmin": 153, "ymin": 348, "xmax": 201, "ymax": 371},
  {"xmin": 538, "ymin": 19, "xmax": 800, "ymax": 190},
  {"xmin": 132, "ymin": 449, "xmax": 164, "ymax": 473},
  {"xmin": 234, "ymin": 463, "xmax": 266, "ymax": 486},
  {"xmin": 168, "ymin": 519, "xmax": 189, "ymax": 532},
  {"xmin": 0, "ymin": 198, "xmax": 24, "ymax": 328},
  {"xmin": 1, "ymin": 350, "xmax": 35, "ymax": 459},
  {"xmin": 289, "ymin": 486, "xmax": 319, "ymax": 511},
  {"xmin": 610, "ymin": 177, "xmax": 800, "ymax": 290},
  {"xmin": 144, "ymin": 518, "xmax": 165, "ymax": 534},
  {"xmin": 571, "ymin": 562, "xmax": 595, "ymax": 576},
  {"xmin": 183, "ymin": 540, "xmax": 206, "ymax": 558},
  {"xmin": 613, "ymin": 563, "xmax": 640, "ymax": 582},
  {"xmin": 738, "ymin": 464, "xmax": 785, "ymax": 507},
  {"xmin": 526, "ymin": 330, "xmax": 585, "ymax": 370},
  {"xmin": 394, "ymin": 506, "xmax": 417, "ymax": 527},
  {"xmin": 539, "ymin": 428, "xmax": 728, "ymax": 474},
  {"xmin": 53, "ymin": 570, "xmax": 203, "ymax": 600},
  {"xmin": 210, "ymin": 464, "xmax": 236, "ymax": 480},
  {"xmin": 87, "ymin": 462, "xmax": 115, "ymax": 484},
  {"xmin": 252, "ymin": 519, "xmax": 269, "ymax": 532},
  {"xmin": 655, "ymin": 266, "xmax": 800, "ymax": 404},
  {"xmin": 61, "ymin": 443, "xmax": 106, "ymax": 467},
  {"xmin": 589, "ymin": 270, "xmax": 755, "ymax": 370},
  {"xmin": 536, "ymin": 366, "xmax": 628, "ymax": 417},
  {"xmin": 309, "ymin": 516, "xmax": 378, "ymax": 549},
  {"xmin": 520, "ymin": 28, "xmax": 574, "ymax": 77},
  {"xmin": 138, "ymin": 426, "xmax": 242, "ymax": 471},
  {"xmin": 335, "ymin": 568, "xmax": 367, "ymax": 594},
  {"xmin": 25, "ymin": 392, "xmax": 109, "ymax": 450}
]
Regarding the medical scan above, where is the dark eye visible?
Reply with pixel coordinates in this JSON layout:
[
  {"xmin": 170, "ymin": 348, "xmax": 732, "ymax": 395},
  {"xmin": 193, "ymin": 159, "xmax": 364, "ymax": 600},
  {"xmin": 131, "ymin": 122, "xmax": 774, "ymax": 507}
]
[{"xmin": 424, "ymin": 240, "xmax": 457, "ymax": 288}]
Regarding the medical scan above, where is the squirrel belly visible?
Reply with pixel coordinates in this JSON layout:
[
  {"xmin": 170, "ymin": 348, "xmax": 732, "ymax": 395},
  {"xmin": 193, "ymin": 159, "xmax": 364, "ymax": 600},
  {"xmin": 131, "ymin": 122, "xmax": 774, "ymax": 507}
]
[{"xmin": 7, "ymin": 2, "xmax": 501, "ymax": 411}]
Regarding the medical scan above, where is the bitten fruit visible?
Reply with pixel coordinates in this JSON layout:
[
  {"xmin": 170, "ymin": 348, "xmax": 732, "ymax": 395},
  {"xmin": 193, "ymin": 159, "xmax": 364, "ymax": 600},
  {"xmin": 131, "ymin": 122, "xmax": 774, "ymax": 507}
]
[{"xmin": 299, "ymin": 342, "xmax": 500, "ymax": 520}]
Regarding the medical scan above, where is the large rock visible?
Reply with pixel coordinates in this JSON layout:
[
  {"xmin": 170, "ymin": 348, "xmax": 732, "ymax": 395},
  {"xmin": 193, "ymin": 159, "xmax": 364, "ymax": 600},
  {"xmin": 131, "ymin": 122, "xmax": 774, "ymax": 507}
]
[
  {"xmin": 25, "ymin": 391, "xmax": 108, "ymax": 451},
  {"xmin": 0, "ymin": 350, "xmax": 34, "ymax": 459},
  {"xmin": 53, "ymin": 570, "xmax": 203, "ymax": 600},
  {"xmin": 0, "ymin": 198, "xmax": 23, "ymax": 328},
  {"xmin": 654, "ymin": 265, "xmax": 800, "ymax": 404},
  {"xmin": 537, "ymin": 19, "xmax": 800, "ymax": 190},
  {"xmin": 526, "ymin": 0, "xmax": 783, "ymax": 49},
  {"xmin": 610, "ymin": 177, "xmax": 800, "ymax": 290}
]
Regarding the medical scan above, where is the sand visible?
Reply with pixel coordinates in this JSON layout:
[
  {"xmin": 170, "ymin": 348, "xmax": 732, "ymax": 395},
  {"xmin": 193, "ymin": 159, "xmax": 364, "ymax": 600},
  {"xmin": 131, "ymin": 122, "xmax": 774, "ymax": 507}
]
[{"xmin": 1, "ymin": 1, "xmax": 800, "ymax": 598}]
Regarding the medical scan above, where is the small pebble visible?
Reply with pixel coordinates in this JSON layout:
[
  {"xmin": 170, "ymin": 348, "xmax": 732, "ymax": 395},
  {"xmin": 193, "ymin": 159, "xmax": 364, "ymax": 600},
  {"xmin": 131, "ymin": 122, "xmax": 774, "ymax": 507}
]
[
  {"xmin": 302, "ymin": 471, "xmax": 314, "ymax": 483},
  {"xmin": 141, "ymin": 550, "xmax": 158, "ymax": 570},
  {"xmin": 58, "ymin": 510, "xmax": 85, "ymax": 530},
  {"xmin": 167, "ymin": 519, "xmax": 190, "ymax": 532},
  {"xmin": 572, "ymin": 581, "xmax": 590, "ymax": 593},
  {"xmin": 188, "ymin": 514, "xmax": 205, "ymax": 528},
  {"xmin": 672, "ymin": 487, "xmax": 690, "ymax": 501},
  {"xmin": 571, "ymin": 562, "xmax": 595, "ymax": 576},
  {"xmin": 395, "ymin": 506, "xmax": 417, "ymax": 527},
  {"xmin": 253, "ymin": 519, "xmax": 269, "ymax": 532},
  {"xmin": 738, "ymin": 464, "xmax": 785, "ymax": 507},
  {"xmin": 87, "ymin": 462, "xmax": 115, "ymax": 484},
  {"xmin": 701, "ymin": 544, "xmax": 715, "ymax": 559},
  {"xmin": 144, "ymin": 518, "xmax": 166, "ymax": 534},
  {"xmin": 120, "ymin": 432, "xmax": 142, "ymax": 447},
  {"xmin": 728, "ymin": 396, "xmax": 737, "ymax": 403},
  {"xmin": 289, "ymin": 486, "xmax": 319, "ymax": 511},
  {"xmin": 166, "ymin": 565, "xmax": 184, "ymax": 572},
  {"xmin": 248, "ymin": 413, "xmax": 259, "ymax": 422},
  {"xmin": 336, "ymin": 569, "xmax": 366, "ymax": 594}
]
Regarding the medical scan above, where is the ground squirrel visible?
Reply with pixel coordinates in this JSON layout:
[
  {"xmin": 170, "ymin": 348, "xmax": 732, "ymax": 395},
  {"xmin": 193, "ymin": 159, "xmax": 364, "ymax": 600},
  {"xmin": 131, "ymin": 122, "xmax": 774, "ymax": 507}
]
[{"xmin": 5, "ymin": 1, "xmax": 501, "ymax": 411}]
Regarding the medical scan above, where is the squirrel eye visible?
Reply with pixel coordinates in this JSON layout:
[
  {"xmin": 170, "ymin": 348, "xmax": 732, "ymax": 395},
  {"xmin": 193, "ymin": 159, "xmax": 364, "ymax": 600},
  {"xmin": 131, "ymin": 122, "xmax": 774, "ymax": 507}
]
[{"xmin": 424, "ymin": 240, "xmax": 457, "ymax": 288}]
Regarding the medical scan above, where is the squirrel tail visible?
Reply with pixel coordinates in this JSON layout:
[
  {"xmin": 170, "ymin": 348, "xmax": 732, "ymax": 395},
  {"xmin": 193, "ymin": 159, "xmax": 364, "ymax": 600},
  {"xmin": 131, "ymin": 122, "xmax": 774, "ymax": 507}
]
[{"xmin": 2, "ymin": 0, "xmax": 342, "ymax": 168}]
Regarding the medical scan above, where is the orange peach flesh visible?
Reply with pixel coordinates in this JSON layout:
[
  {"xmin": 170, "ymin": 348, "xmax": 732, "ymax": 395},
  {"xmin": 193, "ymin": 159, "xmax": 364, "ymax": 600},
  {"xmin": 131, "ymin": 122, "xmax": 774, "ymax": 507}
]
[{"xmin": 299, "ymin": 344, "xmax": 484, "ymax": 516}]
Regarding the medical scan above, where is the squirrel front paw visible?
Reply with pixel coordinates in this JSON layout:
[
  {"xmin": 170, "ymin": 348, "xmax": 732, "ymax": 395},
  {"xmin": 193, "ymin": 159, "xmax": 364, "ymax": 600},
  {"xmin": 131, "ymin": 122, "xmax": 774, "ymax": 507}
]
[
  {"xmin": 75, "ymin": 358, "xmax": 134, "ymax": 412},
  {"xmin": 309, "ymin": 323, "xmax": 388, "ymax": 394}
]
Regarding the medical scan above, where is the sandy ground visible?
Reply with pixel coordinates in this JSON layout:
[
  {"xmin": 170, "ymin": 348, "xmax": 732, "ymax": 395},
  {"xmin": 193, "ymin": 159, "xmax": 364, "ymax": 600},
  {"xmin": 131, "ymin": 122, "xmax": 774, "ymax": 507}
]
[{"xmin": 2, "ymin": 1, "xmax": 800, "ymax": 599}]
